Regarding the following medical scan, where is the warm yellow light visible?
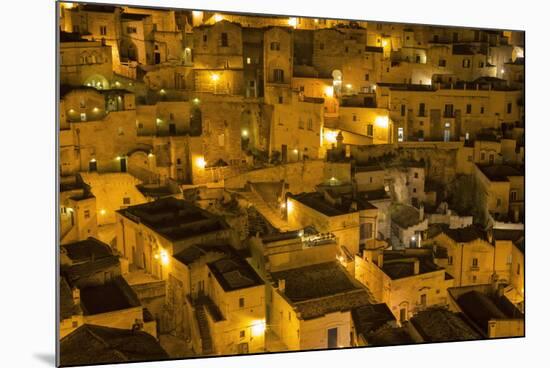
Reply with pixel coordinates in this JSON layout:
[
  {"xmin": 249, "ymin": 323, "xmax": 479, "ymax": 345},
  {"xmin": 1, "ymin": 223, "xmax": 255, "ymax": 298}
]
[
  {"xmin": 293, "ymin": 148, "xmax": 299, "ymax": 154},
  {"xmin": 501, "ymin": 69, "xmax": 505, "ymax": 74},
  {"xmin": 242, "ymin": 129, "xmax": 249, "ymax": 138},
  {"xmin": 314, "ymin": 19, "xmax": 319, "ymax": 23},
  {"xmin": 196, "ymin": 156, "xmax": 206, "ymax": 169},
  {"xmin": 148, "ymin": 152, "xmax": 154, "ymax": 158},
  {"xmin": 156, "ymin": 118, "xmax": 162, "ymax": 125},
  {"xmin": 345, "ymin": 84, "xmax": 352, "ymax": 89},
  {"xmin": 63, "ymin": 3, "xmax": 74, "ymax": 9},
  {"xmin": 116, "ymin": 156, "xmax": 122, "ymax": 161},
  {"xmin": 159, "ymin": 89, "xmax": 166, "ymax": 94},
  {"xmin": 251, "ymin": 320, "xmax": 266, "ymax": 336},
  {"xmin": 93, "ymin": 107, "xmax": 99, "ymax": 112},
  {"xmin": 214, "ymin": 14, "xmax": 223, "ymax": 22},
  {"xmin": 280, "ymin": 202, "xmax": 286, "ymax": 209},
  {"xmin": 211, "ymin": 73, "xmax": 220, "ymax": 82},
  {"xmin": 160, "ymin": 250, "xmax": 169, "ymax": 265},
  {"xmin": 324, "ymin": 86, "xmax": 334, "ymax": 97},
  {"xmin": 288, "ymin": 17, "xmax": 297, "ymax": 27},
  {"xmin": 90, "ymin": 158, "xmax": 96, "ymax": 163},
  {"xmin": 324, "ymin": 130, "xmax": 338, "ymax": 144},
  {"xmin": 382, "ymin": 40, "xmax": 388, "ymax": 47},
  {"xmin": 375, "ymin": 116, "xmax": 389, "ymax": 128},
  {"xmin": 100, "ymin": 209, "xmax": 106, "ymax": 215},
  {"xmin": 287, "ymin": 200, "xmax": 294, "ymax": 213},
  {"xmin": 68, "ymin": 109, "xmax": 75, "ymax": 113}
]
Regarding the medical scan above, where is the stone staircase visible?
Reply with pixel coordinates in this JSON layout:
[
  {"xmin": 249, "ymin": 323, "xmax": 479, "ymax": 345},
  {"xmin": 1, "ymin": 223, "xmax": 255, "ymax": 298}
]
[
  {"xmin": 195, "ymin": 306, "xmax": 213, "ymax": 355},
  {"xmin": 238, "ymin": 191, "xmax": 292, "ymax": 232}
]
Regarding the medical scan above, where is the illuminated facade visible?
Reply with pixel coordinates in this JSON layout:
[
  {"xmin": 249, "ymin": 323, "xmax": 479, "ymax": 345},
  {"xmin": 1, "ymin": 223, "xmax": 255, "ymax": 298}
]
[{"xmin": 58, "ymin": 2, "xmax": 524, "ymax": 365}]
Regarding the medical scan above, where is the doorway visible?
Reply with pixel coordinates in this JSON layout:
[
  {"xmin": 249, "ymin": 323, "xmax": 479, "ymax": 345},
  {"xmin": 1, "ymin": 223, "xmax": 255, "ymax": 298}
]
[
  {"xmin": 89, "ymin": 160, "xmax": 97, "ymax": 172},
  {"xmin": 327, "ymin": 327, "xmax": 338, "ymax": 348},
  {"xmin": 281, "ymin": 144, "xmax": 288, "ymax": 163},
  {"xmin": 120, "ymin": 157, "xmax": 127, "ymax": 172}
]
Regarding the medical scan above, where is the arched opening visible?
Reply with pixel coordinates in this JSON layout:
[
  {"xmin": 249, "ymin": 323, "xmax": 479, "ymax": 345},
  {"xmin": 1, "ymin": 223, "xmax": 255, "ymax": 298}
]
[
  {"xmin": 83, "ymin": 74, "xmax": 110, "ymax": 90},
  {"xmin": 120, "ymin": 38, "xmax": 139, "ymax": 62}
]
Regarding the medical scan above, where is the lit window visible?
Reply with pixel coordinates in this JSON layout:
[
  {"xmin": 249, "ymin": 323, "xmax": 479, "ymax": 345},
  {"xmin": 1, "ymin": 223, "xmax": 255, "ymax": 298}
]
[{"xmin": 84, "ymin": 210, "xmax": 90, "ymax": 219}]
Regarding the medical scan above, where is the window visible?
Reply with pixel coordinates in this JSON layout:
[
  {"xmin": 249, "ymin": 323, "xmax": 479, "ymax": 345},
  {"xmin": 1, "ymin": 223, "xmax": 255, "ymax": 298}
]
[
  {"xmin": 414, "ymin": 172, "xmax": 419, "ymax": 179},
  {"xmin": 203, "ymin": 34, "xmax": 207, "ymax": 43},
  {"xmin": 367, "ymin": 124, "xmax": 373, "ymax": 136},
  {"xmin": 298, "ymin": 119, "xmax": 304, "ymax": 129},
  {"xmin": 415, "ymin": 55, "xmax": 421, "ymax": 63},
  {"xmin": 481, "ymin": 152, "xmax": 486, "ymax": 160},
  {"xmin": 73, "ymin": 25, "xmax": 79, "ymax": 33},
  {"xmin": 516, "ymin": 263, "xmax": 521, "ymax": 275},
  {"xmin": 466, "ymin": 104, "xmax": 472, "ymax": 114},
  {"xmin": 365, "ymin": 73, "xmax": 369, "ymax": 81},
  {"xmin": 240, "ymin": 330, "xmax": 245, "ymax": 338},
  {"xmin": 401, "ymin": 104, "xmax": 406, "ymax": 116},
  {"xmin": 100, "ymin": 26, "xmax": 107, "ymax": 35},
  {"xmin": 278, "ymin": 96, "xmax": 283, "ymax": 104},
  {"xmin": 420, "ymin": 294, "xmax": 427, "ymax": 306},
  {"xmin": 479, "ymin": 61, "xmax": 484, "ymax": 68},
  {"xmin": 507, "ymin": 102, "xmax": 512, "ymax": 114},
  {"xmin": 398, "ymin": 127, "xmax": 404, "ymax": 142},
  {"xmin": 418, "ymin": 103, "xmax": 425, "ymax": 116},
  {"xmin": 439, "ymin": 59, "xmax": 446, "ymax": 67},
  {"xmin": 72, "ymin": 321, "xmax": 78, "ymax": 328},
  {"xmin": 507, "ymin": 254, "xmax": 513, "ymax": 265},
  {"xmin": 462, "ymin": 58, "xmax": 471, "ymax": 68},
  {"xmin": 345, "ymin": 46, "xmax": 349, "ymax": 53},
  {"xmin": 468, "ymin": 155, "xmax": 473, "ymax": 162},
  {"xmin": 84, "ymin": 210, "xmax": 90, "ymax": 219},
  {"xmin": 176, "ymin": 158, "xmax": 182, "ymax": 165},
  {"xmin": 480, "ymin": 106, "xmax": 485, "ymax": 114},
  {"xmin": 221, "ymin": 32, "xmax": 228, "ymax": 47},
  {"xmin": 444, "ymin": 104, "xmax": 454, "ymax": 118},
  {"xmin": 123, "ymin": 197, "xmax": 131, "ymax": 205},
  {"xmin": 419, "ymin": 121, "xmax": 424, "ymax": 126},
  {"xmin": 352, "ymin": 114, "xmax": 357, "ymax": 122},
  {"xmin": 510, "ymin": 190, "xmax": 518, "ymax": 201},
  {"xmin": 489, "ymin": 154, "xmax": 494, "ymax": 164},
  {"xmin": 127, "ymin": 26, "xmax": 137, "ymax": 34},
  {"xmin": 413, "ymin": 188, "xmax": 417, "ymax": 193},
  {"xmin": 361, "ymin": 223, "xmax": 374, "ymax": 240},
  {"xmin": 448, "ymin": 255, "xmax": 453, "ymax": 265},
  {"xmin": 472, "ymin": 275, "xmax": 477, "ymax": 283},
  {"xmin": 273, "ymin": 69, "xmax": 284, "ymax": 83},
  {"xmin": 307, "ymin": 118, "xmax": 313, "ymax": 130},
  {"xmin": 496, "ymin": 198, "xmax": 502, "ymax": 207},
  {"xmin": 270, "ymin": 42, "xmax": 280, "ymax": 51},
  {"xmin": 239, "ymin": 298, "xmax": 245, "ymax": 308},
  {"xmin": 472, "ymin": 258, "xmax": 478, "ymax": 267}
]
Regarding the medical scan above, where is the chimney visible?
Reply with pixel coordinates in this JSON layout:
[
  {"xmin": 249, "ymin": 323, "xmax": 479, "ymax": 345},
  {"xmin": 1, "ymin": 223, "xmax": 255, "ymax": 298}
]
[
  {"xmin": 419, "ymin": 204, "xmax": 424, "ymax": 221},
  {"xmin": 413, "ymin": 259, "xmax": 420, "ymax": 275},
  {"xmin": 278, "ymin": 279, "xmax": 286, "ymax": 293},
  {"xmin": 377, "ymin": 253, "xmax": 384, "ymax": 268}
]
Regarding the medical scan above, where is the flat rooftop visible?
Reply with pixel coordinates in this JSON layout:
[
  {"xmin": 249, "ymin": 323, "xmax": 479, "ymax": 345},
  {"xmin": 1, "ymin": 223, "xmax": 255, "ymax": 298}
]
[
  {"xmin": 291, "ymin": 192, "xmax": 375, "ymax": 217},
  {"xmin": 368, "ymin": 325, "xmax": 415, "ymax": 346},
  {"xmin": 352, "ymin": 303, "xmax": 396, "ymax": 339},
  {"xmin": 410, "ymin": 308, "xmax": 482, "ymax": 342},
  {"xmin": 60, "ymin": 324, "xmax": 168, "ymax": 366},
  {"xmin": 118, "ymin": 197, "xmax": 228, "ymax": 242},
  {"xmin": 62, "ymin": 237, "xmax": 113, "ymax": 263},
  {"xmin": 207, "ymin": 254, "xmax": 264, "ymax": 292},
  {"xmin": 173, "ymin": 244, "xmax": 230, "ymax": 266},
  {"xmin": 79, "ymin": 276, "xmax": 140, "ymax": 315},
  {"xmin": 477, "ymin": 164, "xmax": 524, "ymax": 181},
  {"xmin": 381, "ymin": 252, "xmax": 442, "ymax": 280},
  {"xmin": 442, "ymin": 225, "xmax": 487, "ymax": 243}
]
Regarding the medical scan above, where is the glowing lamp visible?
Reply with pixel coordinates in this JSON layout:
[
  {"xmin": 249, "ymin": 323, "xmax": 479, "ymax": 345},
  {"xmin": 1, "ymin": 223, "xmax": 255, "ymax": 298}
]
[
  {"xmin": 90, "ymin": 158, "xmax": 96, "ymax": 163},
  {"xmin": 345, "ymin": 84, "xmax": 352, "ymax": 90},
  {"xmin": 251, "ymin": 320, "xmax": 266, "ymax": 336},
  {"xmin": 280, "ymin": 202, "xmax": 286, "ymax": 209},
  {"xmin": 116, "ymin": 156, "xmax": 122, "ymax": 161},
  {"xmin": 324, "ymin": 130, "xmax": 338, "ymax": 144},
  {"xmin": 214, "ymin": 14, "xmax": 223, "ymax": 22},
  {"xmin": 100, "ymin": 209, "xmax": 106, "ymax": 215},
  {"xmin": 160, "ymin": 250, "xmax": 169, "ymax": 265},
  {"xmin": 195, "ymin": 156, "xmax": 206, "ymax": 169},
  {"xmin": 375, "ymin": 116, "xmax": 389, "ymax": 128},
  {"xmin": 193, "ymin": 98, "xmax": 200, "ymax": 104},
  {"xmin": 156, "ymin": 118, "xmax": 162, "ymax": 125},
  {"xmin": 93, "ymin": 107, "xmax": 99, "ymax": 112},
  {"xmin": 288, "ymin": 17, "xmax": 297, "ymax": 27},
  {"xmin": 324, "ymin": 86, "xmax": 334, "ymax": 97},
  {"xmin": 293, "ymin": 148, "xmax": 299, "ymax": 154},
  {"xmin": 382, "ymin": 40, "xmax": 388, "ymax": 47},
  {"xmin": 211, "ymin": 73, "xmax": 220, "ymax": 82},
  {"xmin": 241, "ymin": 129, "xmax": 249, "ymax": 138},
  {"xmin": 148, "ymin": 152, "xmax": 154, "ymax": 158},
  {"xmin": 286, "ymin": 200, "xmax": 294, "ymax": 213},
  {"xmin": 159, "ymin": 89, "xmax": 166, "ymax": 94}
]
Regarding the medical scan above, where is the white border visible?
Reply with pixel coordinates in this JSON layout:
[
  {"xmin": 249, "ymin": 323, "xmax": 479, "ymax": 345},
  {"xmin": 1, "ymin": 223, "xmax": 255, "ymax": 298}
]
[{"xmin": 1, "ymin": 0, "xmax": 547, "ymax": 367}]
